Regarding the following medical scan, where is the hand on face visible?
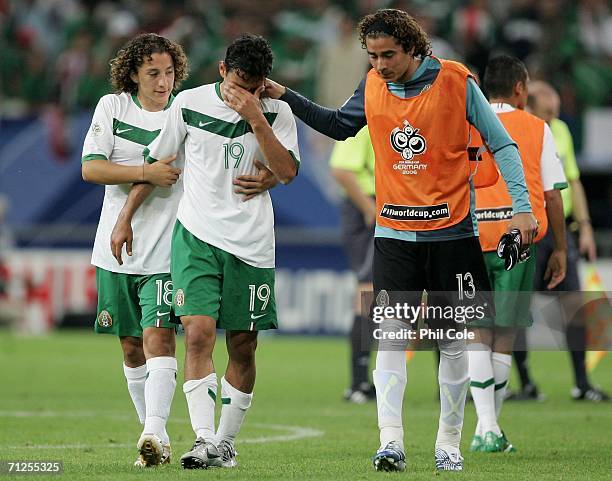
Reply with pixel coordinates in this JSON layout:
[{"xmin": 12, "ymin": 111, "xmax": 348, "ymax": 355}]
[{"xmin": 220, "ymin": 80, "xmax": 265, "ymax": 124}]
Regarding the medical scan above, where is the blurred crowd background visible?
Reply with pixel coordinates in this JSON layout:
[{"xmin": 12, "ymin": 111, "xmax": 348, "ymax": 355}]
[
  {"xmin": 0, "ymin": 0, "xmax": 611, "ymax": 332},
  {"xmin": 2, "ymin": 0, "xmax": 612, "ymax": 138}
]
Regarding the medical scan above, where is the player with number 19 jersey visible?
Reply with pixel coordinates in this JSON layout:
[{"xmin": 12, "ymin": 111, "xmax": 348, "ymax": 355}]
[{"xmin": 144, "ymin": 82, "xmax": 300, "ymax": 329}]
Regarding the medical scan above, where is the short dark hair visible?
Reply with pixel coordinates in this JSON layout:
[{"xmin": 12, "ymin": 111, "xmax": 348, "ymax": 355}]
[
  {"xmin": 110, "ymin": 33, "xmax": 188, "ymax": 94},
  {"xmin": 224, "ymin": 34, "xmax": 273, "ymax": 81},
  {"xmin": 358, "ymin": 9, "xmax": 431, "ymax": 57},
  {"xmin": 483, "ymin": 55, "xmax": 528, "ymax": 98}
]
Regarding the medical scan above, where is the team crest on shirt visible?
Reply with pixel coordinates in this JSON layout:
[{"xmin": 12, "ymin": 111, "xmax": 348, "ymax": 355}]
[
  {"xmin": 390, "ymin": 120, "xmax": 427, "ymax": 161},
  {"xmin": 98, "ymin": 310, "xmax": 113, "ymax": 328},
  {"xmin": 175, "ymin": 289, "xmax": 185, "ymax": 308},
  {"xmin": 376, "ymin": 289, "xmax": 390, "ymax": 308},
  {"xmin": 91, "ymin": 122, "xmax": 104, "ymax": 137}
]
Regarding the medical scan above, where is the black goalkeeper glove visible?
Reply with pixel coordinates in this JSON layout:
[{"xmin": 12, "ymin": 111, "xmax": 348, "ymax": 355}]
[{"xmin": 496, "ymin": 229, "xmax": 531, "ymax": 271}]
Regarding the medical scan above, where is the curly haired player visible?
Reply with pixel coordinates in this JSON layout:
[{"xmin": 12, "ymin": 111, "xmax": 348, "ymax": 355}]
[
  {"xmin": 82, "ymin": 33, "xmax": 276, "ymax": 467},
  {"xmin": 264, "ymin": 8, "xmax": 538, "ymax": 472},
  {"xmin": 82, "ymin": 33, "xmax": 187, "ymax": 467}
]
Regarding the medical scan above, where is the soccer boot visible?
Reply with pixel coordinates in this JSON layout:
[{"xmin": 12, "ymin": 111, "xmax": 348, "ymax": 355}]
[
  {"xmin": 343, "ymin": 383, "xmax": 376, "ymax": 404},
  {"xmin": 160, "ymin": 442, "xmax": 172, "ymax": 464},
  {"xmin": 207, "ymin": 439, "xmax": 238, "ymax": 468},
  {"xmin": 180, "ymin": 437, "xmax": 221, "ymax": 469},
  {"xmin": 434, "ymin": 447, "xmax": 464, "ymax": 471},
  {"xmin": 571, "ymin": 386, "xmax": 610, "ymax": 402},
  {"xmin": 469, "ymin": 434, "xmax": 484, "ymax": 452},
  {"xmin": 137, "ymin": 433, "xmax": 164, "ymax": 467},
  {"xmin": 372, "ymin": 441, "xmax": 406, "ymax": 472},
  {"xmin": 500, "ymin": 431, "xmax": 516, "ymax": 452},
  {"xmin": 506, "ymin": 383, "xmax": 546, "ymax": 401},
  {"xmin": 482, "ymin": 431, "xmax": 515, "ymax": 453}
]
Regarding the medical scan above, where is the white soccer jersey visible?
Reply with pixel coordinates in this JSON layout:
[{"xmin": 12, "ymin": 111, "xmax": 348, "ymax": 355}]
[
  {"xmin": 82, "ymin": 92, "xmax": 184, "ymax": 275},
  {"xmin": 145, "ymin": 82, "xmax": 300, "ymax": 268}
]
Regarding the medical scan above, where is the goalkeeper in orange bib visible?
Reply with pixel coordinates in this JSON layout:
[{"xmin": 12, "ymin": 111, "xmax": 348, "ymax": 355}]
[{"xmin": 262, "ymin": 9, "xmax": 537, "ymax": 472}]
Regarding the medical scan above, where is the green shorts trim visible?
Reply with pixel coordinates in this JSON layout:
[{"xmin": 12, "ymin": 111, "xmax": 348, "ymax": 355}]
[
  {"xmin": 171, "ymin": 220, "xmax": 277, "ymax": 331},
  {"xmin": 470, "ymin": 247, "xmax": 537, "ymax": 328},
  {"xmin": 95, "ymin": 268, "xmax": 177, "ymax": 337}
]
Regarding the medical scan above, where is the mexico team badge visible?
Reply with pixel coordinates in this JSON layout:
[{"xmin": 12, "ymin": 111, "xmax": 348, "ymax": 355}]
[
  {"xmin": 97, "ymin": 310, "xmax": 112, "ymax": 328},
  {"xmin": 376, "ymin": 289, "xmax": 390, "ymax": 309},
  {"xmin": 175, "ymin": 289, "xmax": 185, "ymax": 308}
]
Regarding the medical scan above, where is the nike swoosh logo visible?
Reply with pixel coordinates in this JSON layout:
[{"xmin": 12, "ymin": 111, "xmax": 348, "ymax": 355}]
[
  {"xmin": 198, "ymin": 121, "xmax": 214, "ymax": 127},
  {"xmin": 116, "ymin": 128, "xmax": 132, "ymax": 134},
  {"xmin": 250, "ymin": 313, "xmax": 266, "ymax": 320},
  {"xmin": 156, "ymin": 311, "xmax": 170, "ymax": 317}
]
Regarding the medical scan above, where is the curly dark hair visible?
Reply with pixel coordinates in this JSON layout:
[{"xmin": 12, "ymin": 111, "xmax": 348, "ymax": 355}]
[
  {"xmin": 224, "ymin": 34, "xmax": 274, "ymax": 81},
  {"xmin": 109, "ymin": 33, "xmax": 188, "ymax": 94},
  {"xmin": 358, "ymin": 9, "xmax": 431, "ymax": 58}
]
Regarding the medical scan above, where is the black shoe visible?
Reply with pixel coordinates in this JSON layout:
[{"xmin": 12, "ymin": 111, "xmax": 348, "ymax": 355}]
[
  {"xmin": 571, "ymin": 386, "xmax": 610, "ymax": 402},
  {"xmin": 505, "ymin": 383, "xmax": 546, "ymax": 402},
  {"xmin": 343, "ymin": 382, "xmax": 376, "ymax": 404}
]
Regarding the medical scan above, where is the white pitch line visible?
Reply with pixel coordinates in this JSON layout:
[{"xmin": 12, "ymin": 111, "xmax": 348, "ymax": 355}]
[
  {"xmin": 0, "ymin": 410, "xmax": 114, "ymax": 419},
  {"xmin": 1, "ymin": 410, "xmax": 324, "ymax": 449},
  {"xmin": 241, "ymin": 423, "xmax": 323, "ymax": 444}
]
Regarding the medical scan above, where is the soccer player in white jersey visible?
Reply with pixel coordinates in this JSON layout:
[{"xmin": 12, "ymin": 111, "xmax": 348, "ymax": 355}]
[
  {"xmin": 143, "ymin": 34, "xmax": 300, "ymax": 469},
  {"xmin": 81, "ymin": 33, "xmax": 188, "ymax": 467}
]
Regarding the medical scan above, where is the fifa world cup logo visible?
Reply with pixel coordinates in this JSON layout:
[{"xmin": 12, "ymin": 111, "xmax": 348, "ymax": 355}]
[{"xmin": 390, "ymin": 120, "xmax": 427, "ymax": 160}]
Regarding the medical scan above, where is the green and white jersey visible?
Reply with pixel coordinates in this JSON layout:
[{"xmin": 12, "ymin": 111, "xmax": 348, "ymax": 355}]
[
  {"xmin": 145, "ymin": 82, "xmax": 300, "ymax": 268},
  {"xmin": 82, "ymin": 92, "xmax": 184, "ymax": 275}
]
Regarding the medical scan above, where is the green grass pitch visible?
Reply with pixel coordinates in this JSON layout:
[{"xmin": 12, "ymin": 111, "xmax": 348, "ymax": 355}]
[{"xmin": 1, "ymin": 330, "xmax": 611, "ymax": 480}]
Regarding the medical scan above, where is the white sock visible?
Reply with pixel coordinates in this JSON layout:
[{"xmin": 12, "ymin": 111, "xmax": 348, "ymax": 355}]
[
  {"xmin": 123, "ymin": 363, "xmax": 147, "ymax": 425},
  {"xmin": 374, "ymin": 318, "xmax": 408, "ymax": 451},
  {"xmin": 143, "ymin": 356, "xmax": 177, "ymax": 444},
  {"xmin": 216, "ymin": 377, "xmax": 253, "ymax": 445},
  {"xmin": 184, "ymin": 373, "xmax": 217, "ymax": 441},
  {"xmin": 436, "ymin": 338, "xmax": 469, "ymax": 450},
  {"xmin": 468, "ymin": 345, "xmax": 500, "ymax": 435},
  {"xmin": 492, "ymin": 352, "xmax": 512, "ymax": 420}
]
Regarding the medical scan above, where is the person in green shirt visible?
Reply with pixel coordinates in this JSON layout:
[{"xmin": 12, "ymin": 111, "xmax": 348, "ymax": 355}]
[
  {"xmin": 329, "ymin": 126, "xmax": 377, "ymax": 403},
  {"xmin": 510, "ymin": 80, "xmax": 609, "ymax": 402}
]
